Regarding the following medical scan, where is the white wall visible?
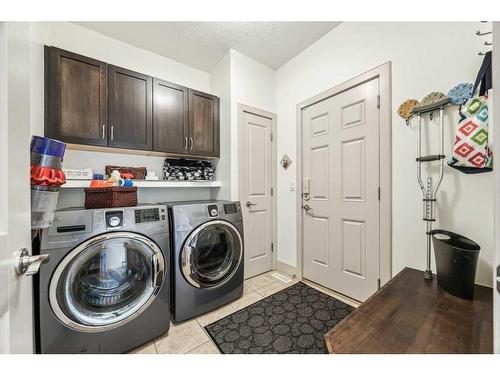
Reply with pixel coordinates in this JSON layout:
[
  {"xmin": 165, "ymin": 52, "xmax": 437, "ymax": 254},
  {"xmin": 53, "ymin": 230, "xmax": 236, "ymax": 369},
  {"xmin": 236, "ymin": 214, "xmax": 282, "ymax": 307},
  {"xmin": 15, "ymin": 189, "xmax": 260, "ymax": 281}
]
[
  {"xmin": 209, "ymin": 49, "xmax": 276, "ymax": 201},
  {"xmin": 229, "ymin": 50, "xmax": 276, "ymax": 200},
  {"xmin": 27, "ymin": 21, "xmax": 493, "ymax": 286},
  {"xmin": 30, "ymin": 22, "xmax": 214, "ymax": 207},
  {"xmin": 276, "ymin": 22, "xmax": 494, "ymax": 286},
  {"xmin": 30, "ymin": 23, "xmax": 276, "ymax": 208},
  {"xmin": 210, "ymin": 51, "xmax": 232, "ymax": 201}
]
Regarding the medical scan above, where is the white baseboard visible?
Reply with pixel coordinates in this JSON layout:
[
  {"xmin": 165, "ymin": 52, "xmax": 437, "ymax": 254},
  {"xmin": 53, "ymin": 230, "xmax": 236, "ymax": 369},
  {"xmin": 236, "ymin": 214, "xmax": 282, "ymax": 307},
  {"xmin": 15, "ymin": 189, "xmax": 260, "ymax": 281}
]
[{"xmin": 276, "ymin": 261, "xmax": 300, "ymax": 280}]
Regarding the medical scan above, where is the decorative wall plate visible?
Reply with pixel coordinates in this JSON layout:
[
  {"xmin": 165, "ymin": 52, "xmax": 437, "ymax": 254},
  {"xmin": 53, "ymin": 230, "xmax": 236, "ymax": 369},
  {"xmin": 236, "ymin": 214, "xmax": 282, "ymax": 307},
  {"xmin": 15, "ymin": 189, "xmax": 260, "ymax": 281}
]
[
  {"xmin": 420, "ymin": 92, "xmax": 448, "ymax": 107},
  {"xmin": 280, "ymin": 154, "xmax": 292, "ymax": 170},
  {"xmin": 398, "ymin": 99, "xmax": 420, "ymax": 126},
  {"xmin": 398, "ymin": 99, "xmax": 420, "ymax": 124},
  {"xmin": 447, "ymin": 83, "xmax": 474, "ymax": 105}
]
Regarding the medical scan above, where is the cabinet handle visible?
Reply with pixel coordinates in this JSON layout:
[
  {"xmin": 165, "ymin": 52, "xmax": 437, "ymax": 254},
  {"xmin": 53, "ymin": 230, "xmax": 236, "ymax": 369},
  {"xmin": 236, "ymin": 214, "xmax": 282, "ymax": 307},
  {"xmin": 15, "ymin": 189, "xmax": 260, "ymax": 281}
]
[
  {"xmin": 184, "ymin": 137, "xmax": 188, "ymax": 150},
  {"xmin": 110, "ymin": 126, "xmax": 114, "ymax": 141},
  {"xmin": 189, "ymin": 137, "xmax": 193, "ymax": 150},
  {"xmin": 102, "ymin": 124, "xmax": 106, "ymax": 139}
]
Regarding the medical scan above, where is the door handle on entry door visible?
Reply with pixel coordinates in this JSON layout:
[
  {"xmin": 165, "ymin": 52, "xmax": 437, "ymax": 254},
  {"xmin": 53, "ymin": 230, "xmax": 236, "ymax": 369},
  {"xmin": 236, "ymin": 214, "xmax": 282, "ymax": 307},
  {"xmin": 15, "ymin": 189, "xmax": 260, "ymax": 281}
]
[
  {"xmin": 246, "ymin": 201, "xmax": 257, "ymax": 207},
  {"xmin": 15, "ymin": 248, "xmax": 50, "ymax": 276}
]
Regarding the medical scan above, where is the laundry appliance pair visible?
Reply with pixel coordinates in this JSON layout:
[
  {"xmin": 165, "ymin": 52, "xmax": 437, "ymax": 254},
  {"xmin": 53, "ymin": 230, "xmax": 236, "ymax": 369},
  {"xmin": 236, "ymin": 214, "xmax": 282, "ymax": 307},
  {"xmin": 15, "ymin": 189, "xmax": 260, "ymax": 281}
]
[{"xmin": 35, "ymin": 200, "xmax": 244, "ymax": 353}]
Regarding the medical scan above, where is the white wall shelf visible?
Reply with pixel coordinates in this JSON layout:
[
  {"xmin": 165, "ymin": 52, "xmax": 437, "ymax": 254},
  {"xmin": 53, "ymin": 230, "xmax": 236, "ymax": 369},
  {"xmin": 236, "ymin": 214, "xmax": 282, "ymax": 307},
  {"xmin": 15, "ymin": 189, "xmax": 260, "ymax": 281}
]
[{"xmin": 62, "ymin": 180, "xmax": 222, "ymax": 189}]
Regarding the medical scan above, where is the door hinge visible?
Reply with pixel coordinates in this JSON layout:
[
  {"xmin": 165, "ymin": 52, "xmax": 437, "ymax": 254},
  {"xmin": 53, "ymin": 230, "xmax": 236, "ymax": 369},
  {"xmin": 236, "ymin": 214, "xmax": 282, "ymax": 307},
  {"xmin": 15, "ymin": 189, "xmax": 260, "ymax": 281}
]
[
  {"xmin": 270, "ymin": 132, "xmax": 274, "ymax": 141},
  {"xmin": 377, "ymin": 278, "xmax": 381, "ymax": 289},
  {"xmin": 377, "ymin": 187, "xmax": 381, "ymax": 201},
  {"xmin": 271, "ymin": 243, "xmax": 274, "ymax": 252},
  {"xmin": 271, "ymin": 187, "xmax": 273, "ymax": 197},
  {"xmin": 377, "ymin": 94, "xmax": 381, "ymax": 109}
]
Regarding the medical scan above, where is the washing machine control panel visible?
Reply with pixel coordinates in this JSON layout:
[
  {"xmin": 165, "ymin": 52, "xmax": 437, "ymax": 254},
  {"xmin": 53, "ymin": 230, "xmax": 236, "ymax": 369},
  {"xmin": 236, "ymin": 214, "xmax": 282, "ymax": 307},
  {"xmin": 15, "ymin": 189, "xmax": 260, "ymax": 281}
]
[
  {"xmin": 105, "ymin": 210, "xmax": 123, "ymax": 228},
  {"xmin": 207, "ymin": 204, "xmax": 219, "ymax": 218},
  {"xmin": 135, "ymin": 208, "xmax": 161, "ymax": 223}
]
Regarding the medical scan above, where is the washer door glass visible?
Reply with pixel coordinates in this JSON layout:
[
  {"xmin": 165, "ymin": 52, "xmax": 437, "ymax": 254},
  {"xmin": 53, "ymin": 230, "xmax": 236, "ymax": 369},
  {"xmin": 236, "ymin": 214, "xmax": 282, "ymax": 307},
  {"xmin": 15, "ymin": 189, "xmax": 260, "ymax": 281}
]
[
  {"xmin": 181, "ymin": 220, "xmax": 242, "ymax": 288},
  {"xmin": 50, "ymin": 232, "xmax": 164, "ymax": 332}
]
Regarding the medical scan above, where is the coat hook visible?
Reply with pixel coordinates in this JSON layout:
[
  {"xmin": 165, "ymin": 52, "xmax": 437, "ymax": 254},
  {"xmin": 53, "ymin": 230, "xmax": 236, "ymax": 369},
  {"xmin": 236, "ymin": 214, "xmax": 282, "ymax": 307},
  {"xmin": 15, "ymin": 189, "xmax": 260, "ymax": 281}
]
[
  {"xmin": 476, "ymin": 30, "xmax": 492, "ymax": 36},
  {"xmin": 484, "ymin": 41, "xmax": 492, "ymax": 46}
]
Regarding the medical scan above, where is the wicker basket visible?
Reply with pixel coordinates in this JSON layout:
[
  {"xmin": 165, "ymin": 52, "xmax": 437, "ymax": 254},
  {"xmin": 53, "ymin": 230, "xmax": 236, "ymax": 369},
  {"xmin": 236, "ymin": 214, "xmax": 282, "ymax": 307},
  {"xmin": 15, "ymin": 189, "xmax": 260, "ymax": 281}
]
[
  {"xmin": 84, "ymin": 187, "xmax": 138, "ymax": 209},
  {"xmin": 105, "ymin": 165, "xmax": 147, "ymax": 179}
]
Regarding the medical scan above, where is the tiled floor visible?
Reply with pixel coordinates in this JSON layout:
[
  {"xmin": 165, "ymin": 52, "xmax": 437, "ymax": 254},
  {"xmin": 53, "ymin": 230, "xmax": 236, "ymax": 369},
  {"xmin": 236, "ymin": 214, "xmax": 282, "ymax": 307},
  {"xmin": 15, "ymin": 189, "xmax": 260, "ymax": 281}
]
[{"xmin": 130, "ymin": 271, "xmax": 358, "ymax": 354}]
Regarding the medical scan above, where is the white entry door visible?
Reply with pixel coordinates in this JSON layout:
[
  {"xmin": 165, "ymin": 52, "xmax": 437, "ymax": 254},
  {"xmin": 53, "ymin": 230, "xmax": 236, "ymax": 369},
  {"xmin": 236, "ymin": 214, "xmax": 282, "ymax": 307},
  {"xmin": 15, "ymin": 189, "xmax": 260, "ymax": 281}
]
[
  {"xmin": 241, "ymin": 108, "xmax": 274, "ymax": 278},
  {"xmin": 302, "ymin": 77, "xmax": 380, "ymax": 302},
  {"xmin": 0, "ymin": 22, "xmax": 36, "ymax": 354}
]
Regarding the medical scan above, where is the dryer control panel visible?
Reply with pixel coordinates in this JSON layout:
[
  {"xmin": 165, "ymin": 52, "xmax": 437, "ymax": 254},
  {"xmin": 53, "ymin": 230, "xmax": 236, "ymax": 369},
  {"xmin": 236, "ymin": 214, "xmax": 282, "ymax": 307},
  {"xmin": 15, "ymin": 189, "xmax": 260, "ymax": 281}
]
[{"xmin": 223, "ymin": 203, "xmax": 240, "ymax": 215}]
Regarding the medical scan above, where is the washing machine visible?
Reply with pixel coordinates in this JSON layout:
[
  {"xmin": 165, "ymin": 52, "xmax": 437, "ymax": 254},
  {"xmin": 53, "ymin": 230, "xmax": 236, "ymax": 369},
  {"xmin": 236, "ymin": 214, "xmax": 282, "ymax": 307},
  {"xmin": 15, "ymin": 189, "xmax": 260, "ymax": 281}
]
[
  {"xmin": 36, "ymin": 204, "xmax": 170, "ymax": 353},
  {"xmin": 162, "ymin": 200, "xmax": 244, "ymax": 322}
]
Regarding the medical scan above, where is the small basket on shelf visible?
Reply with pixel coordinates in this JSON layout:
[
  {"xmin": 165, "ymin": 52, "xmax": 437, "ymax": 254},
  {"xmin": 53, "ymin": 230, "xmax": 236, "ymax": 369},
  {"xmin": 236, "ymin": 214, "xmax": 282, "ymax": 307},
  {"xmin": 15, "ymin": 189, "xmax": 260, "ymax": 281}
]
[
  {"xmin": 84, "ymin": 186, "xmax": 138, "ymax": 209},
  {"xmin": 104, "ymin": 165, "xmax": 147, "ymax": 179}
]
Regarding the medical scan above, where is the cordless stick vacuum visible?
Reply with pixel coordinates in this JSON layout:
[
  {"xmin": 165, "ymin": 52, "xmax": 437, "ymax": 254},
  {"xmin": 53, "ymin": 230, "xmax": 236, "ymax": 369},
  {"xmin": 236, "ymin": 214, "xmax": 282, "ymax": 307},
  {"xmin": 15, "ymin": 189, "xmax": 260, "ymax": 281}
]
[{"xmin": 412, "ymin": 97, "xmax": 450, "ymax": 280}]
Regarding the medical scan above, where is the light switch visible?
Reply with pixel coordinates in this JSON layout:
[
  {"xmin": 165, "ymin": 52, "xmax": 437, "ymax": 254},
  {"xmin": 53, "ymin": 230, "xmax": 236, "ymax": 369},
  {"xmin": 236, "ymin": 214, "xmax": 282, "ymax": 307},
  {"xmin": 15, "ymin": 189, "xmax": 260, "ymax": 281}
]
[{"xmin": 289, "ymin": 180, "xmax": 296, "ymax": 191}]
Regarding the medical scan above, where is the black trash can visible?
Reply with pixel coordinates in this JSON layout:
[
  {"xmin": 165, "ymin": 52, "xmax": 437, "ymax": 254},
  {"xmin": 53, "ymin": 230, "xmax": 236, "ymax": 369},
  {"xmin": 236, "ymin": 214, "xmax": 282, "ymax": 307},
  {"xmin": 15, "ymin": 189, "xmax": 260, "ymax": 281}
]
[{"xmin": 430, "ymin": 230, "xmax": 480, "ymax": 299}]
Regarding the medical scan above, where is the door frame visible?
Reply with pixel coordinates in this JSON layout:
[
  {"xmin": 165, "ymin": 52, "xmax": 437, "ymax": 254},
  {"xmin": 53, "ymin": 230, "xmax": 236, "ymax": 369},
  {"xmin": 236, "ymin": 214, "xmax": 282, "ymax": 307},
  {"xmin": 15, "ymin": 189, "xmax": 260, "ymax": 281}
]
[
  {"xmin": 492, "ymin": 21, "xmax": 499, "ymax": 354},
  {"xmin": 295, "ymin": 62, "xmax": 392, "ymax": 289},
  {"xmin": 237, "ymin": 103, "xmax": 278, "ymax": 274}
]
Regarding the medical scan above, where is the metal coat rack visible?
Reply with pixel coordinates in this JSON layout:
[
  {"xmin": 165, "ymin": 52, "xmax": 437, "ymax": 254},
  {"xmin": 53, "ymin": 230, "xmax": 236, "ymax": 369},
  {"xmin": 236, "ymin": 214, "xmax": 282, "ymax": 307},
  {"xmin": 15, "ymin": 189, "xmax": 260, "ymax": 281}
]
[{"xmin": 477, "ymin": 21, "xmax": 492, "ymax": 55}]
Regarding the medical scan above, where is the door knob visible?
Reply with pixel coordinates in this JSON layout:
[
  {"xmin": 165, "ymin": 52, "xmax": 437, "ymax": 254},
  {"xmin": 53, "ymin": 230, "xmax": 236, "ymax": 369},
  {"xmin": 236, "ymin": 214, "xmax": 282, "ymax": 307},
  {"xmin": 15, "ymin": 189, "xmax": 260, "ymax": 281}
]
[
  {"xmin": 497, "ymin": 265, "xmax": 500, "ymax": 293},
  {"xmin": 15, "ymin": 248, "xmax": 50, "ymax": 276},
  {"xmin": 246, "ymin": 201, "xmax": 257, "ymax": 207},
  {"xmin": 302, "ymin": 204, "xmax": 311, "ymax": 211}
]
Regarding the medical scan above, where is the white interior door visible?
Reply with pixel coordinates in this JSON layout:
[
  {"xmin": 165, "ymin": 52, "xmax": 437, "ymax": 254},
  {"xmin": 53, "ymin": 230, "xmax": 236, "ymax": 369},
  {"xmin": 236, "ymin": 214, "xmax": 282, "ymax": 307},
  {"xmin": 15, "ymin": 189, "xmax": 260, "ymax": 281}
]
[
  {"xmin": 302, "ymin": 77, "xmax": 380, "ymax": 302},
  {"xmin": 241, "ymin": 109, "xmax": 273, "ymax": 278},
  {"xmin": 0, "ymin": 22, "xmax": 35, "ymax": 354}
]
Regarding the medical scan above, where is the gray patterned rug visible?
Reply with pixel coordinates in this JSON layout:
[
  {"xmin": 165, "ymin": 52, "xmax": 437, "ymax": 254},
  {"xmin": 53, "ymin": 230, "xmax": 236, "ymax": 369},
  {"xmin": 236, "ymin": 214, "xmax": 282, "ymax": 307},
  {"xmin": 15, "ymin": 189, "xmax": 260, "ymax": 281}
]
[{"xmin": 204, "ymin": 282, "xmax": 355, "ymax": 354}]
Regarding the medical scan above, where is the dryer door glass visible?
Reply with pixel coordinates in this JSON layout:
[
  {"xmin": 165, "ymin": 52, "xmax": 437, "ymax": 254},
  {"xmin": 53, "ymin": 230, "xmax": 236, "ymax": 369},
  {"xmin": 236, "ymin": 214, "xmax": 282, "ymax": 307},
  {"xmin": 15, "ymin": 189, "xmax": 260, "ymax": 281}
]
[
  {"xmin": 182, "ymin": 220, "xmax": 242, "ymax": 288},
  {"xmin": 50, "ymin": 232, "xmax": 165, "ymax": 332}
]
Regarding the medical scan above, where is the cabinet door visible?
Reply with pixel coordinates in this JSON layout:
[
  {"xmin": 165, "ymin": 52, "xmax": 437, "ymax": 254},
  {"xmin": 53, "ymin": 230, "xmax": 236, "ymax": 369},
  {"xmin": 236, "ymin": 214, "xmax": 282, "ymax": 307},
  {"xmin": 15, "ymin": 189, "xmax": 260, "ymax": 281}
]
[
  {"xmin": 46, "ymin": 47, "xmax": 108, "ymax": 146},
  {"xmin": 188, "ymin": 89, "xmax": 220, "ymax": 157},
  {"xmin": 108, "ymin": 65, "xmax": 152, "ymax": 150},
  {"xmin": 153, "ymin": 79, "xmax": 188, "ymax": 154}
]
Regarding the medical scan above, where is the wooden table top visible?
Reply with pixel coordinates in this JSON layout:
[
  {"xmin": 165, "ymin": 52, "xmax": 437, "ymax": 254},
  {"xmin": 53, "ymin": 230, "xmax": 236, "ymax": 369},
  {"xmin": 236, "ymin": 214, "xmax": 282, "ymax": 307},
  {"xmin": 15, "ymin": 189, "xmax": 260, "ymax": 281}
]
[{"xmin": 324, "ymin": 267, "xmax": 493, "ymax": 354}]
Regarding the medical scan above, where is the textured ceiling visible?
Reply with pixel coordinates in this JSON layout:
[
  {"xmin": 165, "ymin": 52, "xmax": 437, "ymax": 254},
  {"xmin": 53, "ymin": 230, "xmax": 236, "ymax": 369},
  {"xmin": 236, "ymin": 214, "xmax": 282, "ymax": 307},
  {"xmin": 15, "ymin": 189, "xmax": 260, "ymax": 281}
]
[{"xmin": 75, "ymin": 22, "xmax": 340, "ymax": 72}]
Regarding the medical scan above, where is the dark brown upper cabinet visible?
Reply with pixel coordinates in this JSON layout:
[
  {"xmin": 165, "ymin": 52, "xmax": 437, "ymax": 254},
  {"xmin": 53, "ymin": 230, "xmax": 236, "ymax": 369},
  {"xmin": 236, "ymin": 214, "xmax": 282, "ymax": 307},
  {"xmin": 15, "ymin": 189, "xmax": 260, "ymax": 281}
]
[
  {"xmin": 45, "ymin": 47, "xmax": 219, "ymax": 158},
  {"xmin": 45, "ymin": 47, "xmax": 108, "ymax": 146},
  {"xmin": 153, "ymin": 78, "xmax": 189, "ymax": 154},
  {"xmin": 108, "ymin": 65, "xmax": 153, "ymax": 150},
  {"xmin": 188, "ymin": 89, "xmax": 220, "ymax": 157}
]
